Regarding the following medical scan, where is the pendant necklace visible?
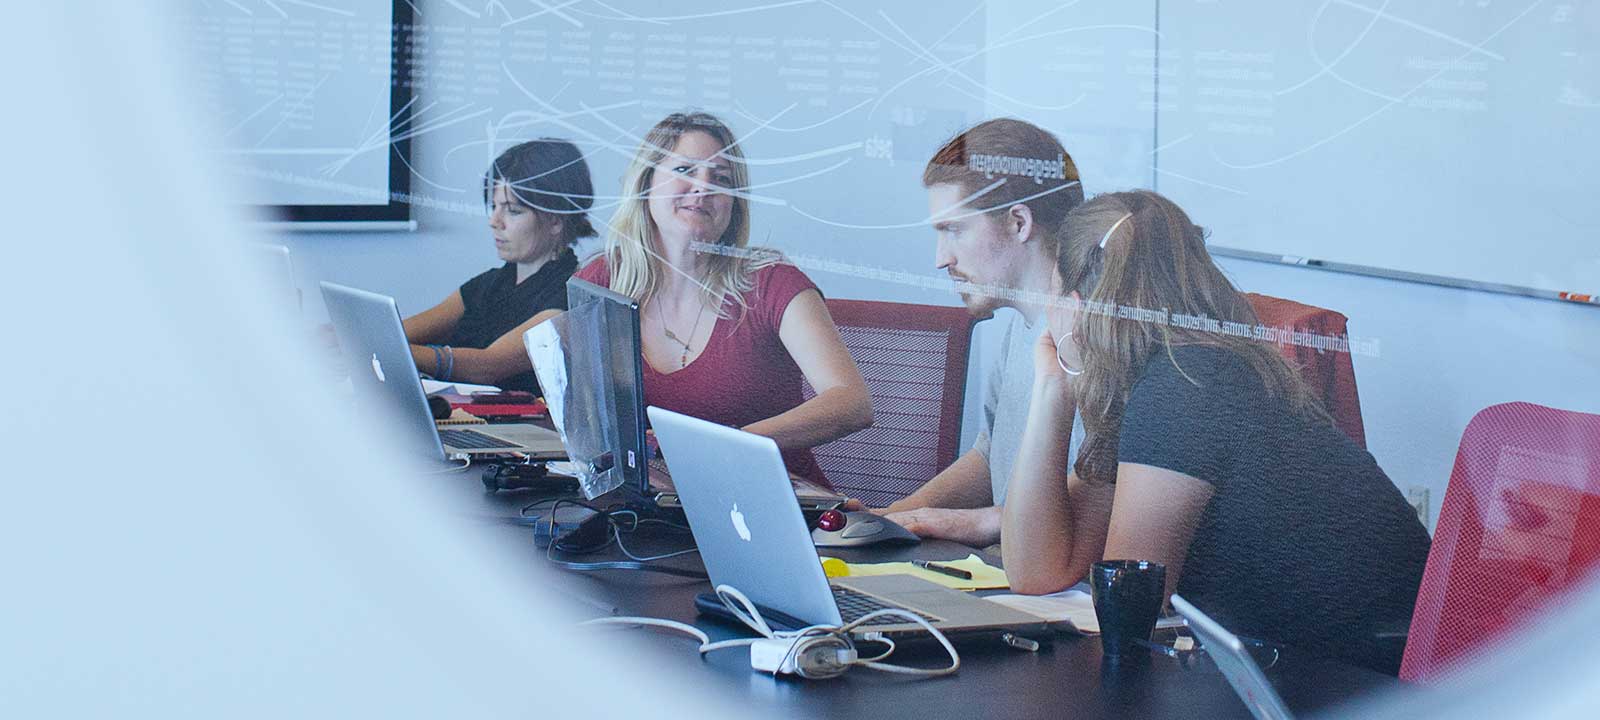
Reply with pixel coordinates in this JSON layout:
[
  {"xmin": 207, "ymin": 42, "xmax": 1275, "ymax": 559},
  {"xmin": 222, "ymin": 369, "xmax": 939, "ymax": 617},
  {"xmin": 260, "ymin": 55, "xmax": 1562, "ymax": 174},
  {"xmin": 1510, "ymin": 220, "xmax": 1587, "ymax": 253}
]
[{"xmin": 657, "ymin": 297, "xmax": 708, "ymax": 368}]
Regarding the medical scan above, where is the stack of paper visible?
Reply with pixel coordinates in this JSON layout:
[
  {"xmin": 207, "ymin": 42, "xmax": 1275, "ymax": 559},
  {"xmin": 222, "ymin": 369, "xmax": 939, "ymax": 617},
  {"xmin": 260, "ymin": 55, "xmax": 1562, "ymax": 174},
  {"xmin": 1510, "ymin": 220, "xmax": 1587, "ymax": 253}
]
[
  {"xmin": 421, "ymin": 379, "xmax": 501, "ymax": 396},
  {"xmin": 985, "ymin": 590, "xmax": 1100, "ymax": 632}
]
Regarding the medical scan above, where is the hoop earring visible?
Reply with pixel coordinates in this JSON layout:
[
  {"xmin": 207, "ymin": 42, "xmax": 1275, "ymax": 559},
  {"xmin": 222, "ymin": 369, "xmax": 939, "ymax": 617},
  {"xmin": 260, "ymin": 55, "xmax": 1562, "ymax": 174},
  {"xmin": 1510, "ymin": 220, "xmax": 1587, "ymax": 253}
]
[{"xmin": 1056, "ymin": 331, "xmax": 1085, "ymax": 377}]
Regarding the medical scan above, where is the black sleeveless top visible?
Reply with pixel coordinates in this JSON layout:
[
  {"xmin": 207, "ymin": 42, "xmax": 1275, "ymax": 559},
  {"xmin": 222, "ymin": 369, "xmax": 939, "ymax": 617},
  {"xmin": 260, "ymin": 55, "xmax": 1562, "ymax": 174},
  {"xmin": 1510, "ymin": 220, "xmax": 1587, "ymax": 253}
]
[{"xmin": 446, "ymin": 249, "xmax": 578, "ymax": 393}]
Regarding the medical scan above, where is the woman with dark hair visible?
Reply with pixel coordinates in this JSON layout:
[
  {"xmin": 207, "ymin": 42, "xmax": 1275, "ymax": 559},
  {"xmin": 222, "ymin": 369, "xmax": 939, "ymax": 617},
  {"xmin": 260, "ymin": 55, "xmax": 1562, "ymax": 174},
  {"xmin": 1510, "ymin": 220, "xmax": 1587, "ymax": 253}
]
[
  {"xmin": 1002, "ymin": 190, "xmax": 1429, "ymax": 674},
  {"xmin": 403, "ymin": 138, "xmax": 596, "ymax": 393}
]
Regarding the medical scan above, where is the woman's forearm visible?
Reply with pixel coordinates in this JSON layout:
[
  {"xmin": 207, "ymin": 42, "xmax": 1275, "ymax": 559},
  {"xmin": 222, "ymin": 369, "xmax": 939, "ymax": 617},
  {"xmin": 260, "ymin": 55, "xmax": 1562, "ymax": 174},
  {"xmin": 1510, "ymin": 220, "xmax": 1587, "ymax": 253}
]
[
  {"xmin": 1001, "ymin": 378, "xmax": 1082, "ymax": 594},
  {"xmin": 408, "ymin": 310, "xmax": 557, "ymax": 387},
  {"xmin": 742, "ymin": 384, "xmax": 872, "ymax": 451},
  {"xmin": 409, "ymin": 343, "xmax": 529, "ymax": 386}
]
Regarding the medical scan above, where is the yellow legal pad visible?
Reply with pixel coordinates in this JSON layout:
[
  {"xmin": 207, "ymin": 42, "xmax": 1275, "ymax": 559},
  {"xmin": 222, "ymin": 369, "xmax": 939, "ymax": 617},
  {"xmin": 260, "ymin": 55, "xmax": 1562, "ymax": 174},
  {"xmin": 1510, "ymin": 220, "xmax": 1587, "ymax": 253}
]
[{"xmin": 819, "ymin": 553, "xmax": 1010, "ymax": 591}]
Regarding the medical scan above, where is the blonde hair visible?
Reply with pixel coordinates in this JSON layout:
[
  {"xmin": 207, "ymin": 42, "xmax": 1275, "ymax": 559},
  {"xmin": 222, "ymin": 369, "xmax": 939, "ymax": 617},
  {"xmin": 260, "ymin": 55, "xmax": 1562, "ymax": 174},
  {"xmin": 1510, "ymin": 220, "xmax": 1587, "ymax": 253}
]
[
  {"xmin": 603, "ymin": 111, "xmax": 778, "ymax": 317},
  {"xmin": 1056, "ymin": 191, "xmax": 1331, "ymax": 485}
]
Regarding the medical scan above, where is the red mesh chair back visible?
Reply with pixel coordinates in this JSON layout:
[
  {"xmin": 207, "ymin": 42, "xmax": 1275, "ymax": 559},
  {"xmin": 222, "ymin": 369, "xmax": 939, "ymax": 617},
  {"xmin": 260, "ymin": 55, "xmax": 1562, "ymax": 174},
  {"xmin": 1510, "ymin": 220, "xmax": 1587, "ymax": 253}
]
[
  {"xmin": 1399, "ymin": 402, "xmax": 1600, "ymax": 683},
  {"xmin": 802, "ymin": 299, "xmax": 974, "ymax": 508},
  {"xmin": 1245, "ymin": 293, "xmax": 1367, "ymax": 447}
]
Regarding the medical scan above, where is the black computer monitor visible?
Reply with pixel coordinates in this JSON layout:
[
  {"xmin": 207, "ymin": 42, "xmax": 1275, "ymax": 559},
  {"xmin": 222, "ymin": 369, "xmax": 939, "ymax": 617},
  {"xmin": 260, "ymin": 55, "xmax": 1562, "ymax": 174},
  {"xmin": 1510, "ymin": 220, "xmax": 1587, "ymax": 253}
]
[{"xmin": 565, "ymin": 277, "xmax": 651, "ymax": 499}]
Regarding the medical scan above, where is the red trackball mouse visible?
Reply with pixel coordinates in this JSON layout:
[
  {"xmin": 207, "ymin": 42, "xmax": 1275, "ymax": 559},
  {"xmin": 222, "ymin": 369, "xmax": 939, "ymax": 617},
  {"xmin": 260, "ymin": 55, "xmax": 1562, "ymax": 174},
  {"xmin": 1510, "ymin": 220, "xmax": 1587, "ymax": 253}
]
[{"xmin": 816, "ymin": 509, "xmax": 846, "ymax": 532}]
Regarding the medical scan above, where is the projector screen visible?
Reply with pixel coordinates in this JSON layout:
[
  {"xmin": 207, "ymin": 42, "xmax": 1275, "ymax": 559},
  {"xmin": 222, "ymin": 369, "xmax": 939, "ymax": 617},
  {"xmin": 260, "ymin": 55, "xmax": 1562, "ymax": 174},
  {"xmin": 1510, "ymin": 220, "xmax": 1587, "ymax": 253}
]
[{"xmin": 182, "ymin": 0, "xmax": 412, "ymax": 225}]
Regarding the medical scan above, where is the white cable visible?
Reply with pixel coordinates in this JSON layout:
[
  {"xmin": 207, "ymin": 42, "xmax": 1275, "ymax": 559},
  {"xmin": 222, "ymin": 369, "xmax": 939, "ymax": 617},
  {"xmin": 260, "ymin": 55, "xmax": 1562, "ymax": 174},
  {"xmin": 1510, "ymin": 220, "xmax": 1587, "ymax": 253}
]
[
  {"xmin": 579, "ymin": 584, "xmax": 960, "ymax": 680},
  {"xmin": 715, "ymin": 585, "xmax": 959, "ymax": 678},
  {"xmin": 855, "ymin": 636, "xmax": 897, "ymax": 663},
  {"xmin": 580, "ymin": 617, "xmax": 711, "ymax": 648},
  {"xmin": 611, "ymin": 524, "xmax": 700, "ymax": 562},
  {"xmin": 699, "ymin": 636, "xmax": 763, "ymax": 653},
  {"xmin": 838, "ymin": 608, "xmax": 960, "ymax": 676}
]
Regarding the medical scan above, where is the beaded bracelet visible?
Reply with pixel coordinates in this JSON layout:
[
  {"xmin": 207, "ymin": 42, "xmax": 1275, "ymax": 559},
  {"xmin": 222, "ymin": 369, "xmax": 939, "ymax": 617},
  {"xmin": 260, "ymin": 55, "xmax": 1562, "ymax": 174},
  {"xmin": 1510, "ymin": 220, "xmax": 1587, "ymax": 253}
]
[{"xmin": 428, "ymin": 344, "xmax": 445, "ymax": 379}]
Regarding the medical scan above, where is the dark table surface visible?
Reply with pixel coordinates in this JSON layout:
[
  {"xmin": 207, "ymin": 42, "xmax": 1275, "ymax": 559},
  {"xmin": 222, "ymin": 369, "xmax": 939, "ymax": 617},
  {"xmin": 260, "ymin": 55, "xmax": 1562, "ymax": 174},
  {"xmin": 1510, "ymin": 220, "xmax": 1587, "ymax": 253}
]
[{"xmin": 455, "ymin": 475, "xmax": 1399, "ymax": 719}]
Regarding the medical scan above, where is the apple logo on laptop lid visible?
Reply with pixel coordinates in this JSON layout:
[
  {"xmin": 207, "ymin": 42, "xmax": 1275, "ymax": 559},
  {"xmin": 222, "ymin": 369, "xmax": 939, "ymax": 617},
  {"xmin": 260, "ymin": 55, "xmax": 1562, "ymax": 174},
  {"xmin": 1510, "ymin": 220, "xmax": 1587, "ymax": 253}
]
[
  {"xmin": 370, "ymin": 353, "xmax": 386, "ymax": 383},
  {"xmin": 730, "ymin": 503, "xmax": 752, "ymax": 542}
]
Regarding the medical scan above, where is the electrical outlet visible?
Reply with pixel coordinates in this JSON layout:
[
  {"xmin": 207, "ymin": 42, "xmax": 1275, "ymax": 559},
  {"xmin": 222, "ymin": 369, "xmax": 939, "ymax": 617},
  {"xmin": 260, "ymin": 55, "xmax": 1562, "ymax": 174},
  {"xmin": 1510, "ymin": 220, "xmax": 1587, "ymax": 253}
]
[{"xmin": 1406, "ymin": 486, "xmax": 1431, "ymax": 532}]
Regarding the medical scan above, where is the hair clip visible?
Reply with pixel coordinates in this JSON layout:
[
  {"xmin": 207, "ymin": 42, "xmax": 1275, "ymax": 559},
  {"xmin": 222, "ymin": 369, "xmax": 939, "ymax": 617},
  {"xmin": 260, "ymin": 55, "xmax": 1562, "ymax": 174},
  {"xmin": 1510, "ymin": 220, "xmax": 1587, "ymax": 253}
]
[{"xmin": 1099, "ymin": 212, "xmax": 1133, "ymax": 249}]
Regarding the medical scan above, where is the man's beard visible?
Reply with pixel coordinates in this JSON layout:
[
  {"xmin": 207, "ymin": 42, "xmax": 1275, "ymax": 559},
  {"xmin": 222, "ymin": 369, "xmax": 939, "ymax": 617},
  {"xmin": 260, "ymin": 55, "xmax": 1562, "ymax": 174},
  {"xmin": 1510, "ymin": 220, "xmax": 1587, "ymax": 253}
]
[{"xmin": 956, "ymin": 290, "xmax": 999, "ymax": 320}]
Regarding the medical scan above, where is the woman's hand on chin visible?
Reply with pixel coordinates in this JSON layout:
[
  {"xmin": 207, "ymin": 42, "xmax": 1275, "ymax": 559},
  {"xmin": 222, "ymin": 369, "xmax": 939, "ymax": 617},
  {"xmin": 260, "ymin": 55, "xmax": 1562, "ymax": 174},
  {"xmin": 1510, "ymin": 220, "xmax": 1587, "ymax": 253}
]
[{"xmin": 1033, "ymin": 329, "xmax": 1078, "ymax": 401}]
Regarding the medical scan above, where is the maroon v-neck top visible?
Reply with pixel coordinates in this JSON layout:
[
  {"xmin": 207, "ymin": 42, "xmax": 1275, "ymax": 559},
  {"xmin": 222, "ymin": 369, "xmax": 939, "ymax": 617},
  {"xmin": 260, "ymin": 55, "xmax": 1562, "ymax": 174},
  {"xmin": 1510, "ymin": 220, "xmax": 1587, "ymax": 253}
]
[{"xmin": 574, "ymin": 257, "xmax": 829, "ymax": 486}]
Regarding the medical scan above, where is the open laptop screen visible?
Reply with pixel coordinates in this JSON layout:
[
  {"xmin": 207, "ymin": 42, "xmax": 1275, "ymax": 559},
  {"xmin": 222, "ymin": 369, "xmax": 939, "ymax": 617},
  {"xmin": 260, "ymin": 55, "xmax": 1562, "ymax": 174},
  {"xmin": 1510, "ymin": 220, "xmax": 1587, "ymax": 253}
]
[
  {"xmin": 565, "ymin": 277, "xmax": 650, "ymax": 498},
  {"xmin": 320, "ymin": 281, "xmax": 448, "ymax": 462}
]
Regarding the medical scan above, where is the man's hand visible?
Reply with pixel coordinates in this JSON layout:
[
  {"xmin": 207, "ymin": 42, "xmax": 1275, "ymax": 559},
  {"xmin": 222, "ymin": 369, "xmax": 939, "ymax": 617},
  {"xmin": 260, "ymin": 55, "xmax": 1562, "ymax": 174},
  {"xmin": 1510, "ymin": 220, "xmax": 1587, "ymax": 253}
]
[{"xmin": 881, "ymin": 506, "xmax": 1003, "ymax": 548}]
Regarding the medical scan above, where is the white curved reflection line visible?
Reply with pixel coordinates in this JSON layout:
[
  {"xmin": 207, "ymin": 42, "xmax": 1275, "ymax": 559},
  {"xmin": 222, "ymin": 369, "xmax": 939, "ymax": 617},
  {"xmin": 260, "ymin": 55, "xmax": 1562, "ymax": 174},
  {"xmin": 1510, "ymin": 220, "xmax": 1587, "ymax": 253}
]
[
  {"xmin": 1154, "ymin": 167, "xmax": 1249, "ymax": 196},
  {"xmin": 942, "ymin": 79, "xmax": 1088, "ymax": 113},
  {"xmin": 1332, "ymin": 0, "xmax": 1506, "ymax": 62},
  {"xmin": 1212, "ymin": 0, "xmax": 1543, "ymax": 171},
  {"xmin": 996, "ymin": 0, "xmax": 1086, "ymax": 43},
  {"xmin": 794, "ymin": 179, "xmax": 1084, "ymax": 231},
  {"xmin": 730, "ymin": 96, "xmax": 874, "ymax": 134},
  {"xmin": 1276, "ymin": 0, "xmax": 1391, "ymax": 97},
  {"xmin": 501, "ymin": 0, "xmax": 583, "ymax": 29}
]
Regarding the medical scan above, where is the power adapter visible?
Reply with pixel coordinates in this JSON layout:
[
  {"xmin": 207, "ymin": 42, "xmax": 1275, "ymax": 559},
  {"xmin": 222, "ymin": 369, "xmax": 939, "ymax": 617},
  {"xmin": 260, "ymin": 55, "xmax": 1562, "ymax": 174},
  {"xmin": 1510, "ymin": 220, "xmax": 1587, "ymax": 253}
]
[
  {"xmin": 582, "ymin": 585, "xmax": 959, "ymax": 681},
  {"xmin": 749, "ymin": 635, "xmax": 857, "ymax": 679}
]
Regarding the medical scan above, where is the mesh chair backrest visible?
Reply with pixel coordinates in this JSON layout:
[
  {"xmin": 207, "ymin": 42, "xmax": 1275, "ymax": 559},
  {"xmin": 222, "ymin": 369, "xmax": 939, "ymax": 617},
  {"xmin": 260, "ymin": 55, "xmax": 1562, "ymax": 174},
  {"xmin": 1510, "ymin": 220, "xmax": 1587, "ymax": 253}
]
[
  {"xmin": 1243, "ymin": 293, "xmax": 1367, "ymax": 447},
  {"xmin": 1400, "ymin": 402, "xmax": 1600, "ymax": 682},
  {"xmin": 802, "ymin": 299, "xmax": 974, "ymax": 508}
]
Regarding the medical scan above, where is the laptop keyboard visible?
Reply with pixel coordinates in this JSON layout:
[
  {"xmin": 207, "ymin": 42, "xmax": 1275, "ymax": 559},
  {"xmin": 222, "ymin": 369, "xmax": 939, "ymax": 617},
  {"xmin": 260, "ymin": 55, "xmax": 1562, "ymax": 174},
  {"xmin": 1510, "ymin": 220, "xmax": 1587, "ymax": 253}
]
[
  {"xmin": 832, "ymin": 585, "xmax": 939, "ymax": 626},
  {"xmin": 438, "ymin": 428, "xmax": 519, "ymax": 450}
]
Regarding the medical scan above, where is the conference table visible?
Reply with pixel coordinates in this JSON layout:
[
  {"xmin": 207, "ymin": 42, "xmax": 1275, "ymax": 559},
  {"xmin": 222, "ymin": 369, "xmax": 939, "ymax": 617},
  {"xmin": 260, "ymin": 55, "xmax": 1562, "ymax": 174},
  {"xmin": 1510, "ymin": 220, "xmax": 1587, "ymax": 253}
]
[{"xmin": 455, "ymin": 473, "xmax": 1401, "ymax": 719}]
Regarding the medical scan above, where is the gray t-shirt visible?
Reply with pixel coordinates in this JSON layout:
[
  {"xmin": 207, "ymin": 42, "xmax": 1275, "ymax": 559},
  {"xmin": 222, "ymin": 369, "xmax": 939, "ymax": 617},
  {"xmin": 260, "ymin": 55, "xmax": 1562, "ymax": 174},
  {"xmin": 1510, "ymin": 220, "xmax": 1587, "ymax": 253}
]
[{"xmin": 971, "ymin": 312, "xmax": 1085, "ymax": 506}]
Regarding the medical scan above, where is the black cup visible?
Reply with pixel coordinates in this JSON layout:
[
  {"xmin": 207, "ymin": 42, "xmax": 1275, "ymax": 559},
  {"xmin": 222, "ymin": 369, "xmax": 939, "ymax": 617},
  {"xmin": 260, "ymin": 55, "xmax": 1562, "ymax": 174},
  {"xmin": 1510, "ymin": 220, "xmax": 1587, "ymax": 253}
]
[{"xmin": 1090, "ymin": 560, "xmax": 1167, "ymax": 658}]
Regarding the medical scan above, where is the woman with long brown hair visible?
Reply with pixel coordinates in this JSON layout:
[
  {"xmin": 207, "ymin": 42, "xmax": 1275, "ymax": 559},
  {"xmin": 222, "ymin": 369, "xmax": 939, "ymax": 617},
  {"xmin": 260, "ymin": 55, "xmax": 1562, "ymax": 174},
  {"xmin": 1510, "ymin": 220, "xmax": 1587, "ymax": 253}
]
[
  {"xmin": 572, "ymin": 111, "xmax": 871, "ymax": 485},
  {"xmin": 1002, "ymin": 190, "xmax": 1429, "ymax": 674}
]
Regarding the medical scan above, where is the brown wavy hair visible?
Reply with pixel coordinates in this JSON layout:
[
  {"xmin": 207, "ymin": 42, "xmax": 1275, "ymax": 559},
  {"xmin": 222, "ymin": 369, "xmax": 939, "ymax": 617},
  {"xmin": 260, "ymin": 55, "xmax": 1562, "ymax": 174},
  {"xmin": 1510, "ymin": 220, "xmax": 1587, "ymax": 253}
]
[
  {"xmin": 1056, "ymin": 190, "xmax": 1330, "ymax": 485},
  {"xmin": 922, "ymin": 118, "xmax": 1084, "ymax": 244}
]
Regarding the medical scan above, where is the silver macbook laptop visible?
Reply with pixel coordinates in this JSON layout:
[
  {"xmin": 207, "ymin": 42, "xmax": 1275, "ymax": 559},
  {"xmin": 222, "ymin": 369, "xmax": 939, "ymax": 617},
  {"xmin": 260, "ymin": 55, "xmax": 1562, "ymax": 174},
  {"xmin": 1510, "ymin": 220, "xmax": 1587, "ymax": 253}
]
[
  {"xmin": 565, "ymin": 278, "xmax": 843, "ymax": 510},
  {"xmin": 1171, "ymin": 594, "xmax": 1294, "ymax": 720},
  {"xmin": 647, "ymin": 405, "xmax": 1048, "ymax": 639},
  {"xmin": 320, "ymin": 281, "xmax": 564, "ymax": 461}
]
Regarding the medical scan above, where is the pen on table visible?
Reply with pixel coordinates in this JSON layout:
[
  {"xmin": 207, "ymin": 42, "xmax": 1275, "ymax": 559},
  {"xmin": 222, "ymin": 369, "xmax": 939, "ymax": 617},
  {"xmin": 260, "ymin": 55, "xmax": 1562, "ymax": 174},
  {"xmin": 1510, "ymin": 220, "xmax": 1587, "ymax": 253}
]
[{"xmin": 912, "ymin": 559, "xmax": 972, "ymax": 580}]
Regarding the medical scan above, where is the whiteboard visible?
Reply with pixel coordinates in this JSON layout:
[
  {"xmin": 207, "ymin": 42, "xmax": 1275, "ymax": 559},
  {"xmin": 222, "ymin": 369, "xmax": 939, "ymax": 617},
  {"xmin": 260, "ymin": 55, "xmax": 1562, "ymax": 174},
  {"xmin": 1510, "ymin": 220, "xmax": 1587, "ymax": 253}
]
[{"xmin": 1154, "ymin": 0, "xmax": 1600, "ymax": 301}]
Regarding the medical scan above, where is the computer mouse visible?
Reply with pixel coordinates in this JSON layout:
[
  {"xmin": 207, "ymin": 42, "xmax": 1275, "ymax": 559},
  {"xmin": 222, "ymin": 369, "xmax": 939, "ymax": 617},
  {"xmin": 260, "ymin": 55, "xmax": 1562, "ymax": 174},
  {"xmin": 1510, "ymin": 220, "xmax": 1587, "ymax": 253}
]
[{"xmin": 811, "ymin": 510, "xmax": 921, "ymax": 548}]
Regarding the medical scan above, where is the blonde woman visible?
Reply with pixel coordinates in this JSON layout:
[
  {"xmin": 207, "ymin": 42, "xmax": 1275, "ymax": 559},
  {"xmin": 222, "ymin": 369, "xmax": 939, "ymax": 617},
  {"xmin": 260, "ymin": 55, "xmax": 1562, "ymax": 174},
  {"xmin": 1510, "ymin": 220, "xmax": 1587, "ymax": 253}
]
[
  {"xmin": 1003, "ymin": 190, "xmax": 1429, "ymax": 674},
  {"xmin": 574, "ymin": 112, "xmax": 871, "ymax": 485}
]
